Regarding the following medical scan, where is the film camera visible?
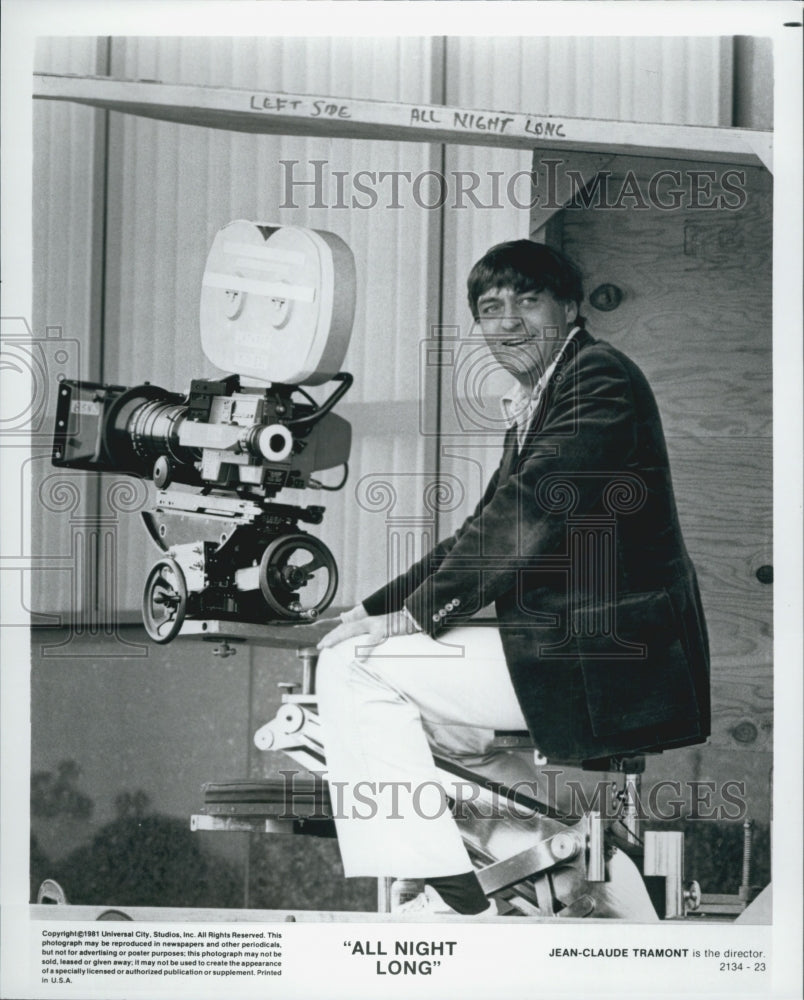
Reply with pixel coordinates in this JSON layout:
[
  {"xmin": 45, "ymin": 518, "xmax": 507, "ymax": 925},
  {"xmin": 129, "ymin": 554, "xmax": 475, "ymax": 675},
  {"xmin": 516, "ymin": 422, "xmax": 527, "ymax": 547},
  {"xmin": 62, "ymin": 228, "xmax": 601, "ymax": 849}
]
[{"xmin": 52, "ymin": 221, "xmax": 356, "ymax": 643}]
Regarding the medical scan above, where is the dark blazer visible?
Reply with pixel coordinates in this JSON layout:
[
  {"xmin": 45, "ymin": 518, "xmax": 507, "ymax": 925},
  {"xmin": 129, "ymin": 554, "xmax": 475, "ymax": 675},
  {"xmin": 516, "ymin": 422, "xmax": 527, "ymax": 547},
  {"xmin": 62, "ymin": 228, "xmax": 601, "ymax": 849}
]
[{"xmin": 362, "ymin": 329, "xmax": 710, "ymax": 763}]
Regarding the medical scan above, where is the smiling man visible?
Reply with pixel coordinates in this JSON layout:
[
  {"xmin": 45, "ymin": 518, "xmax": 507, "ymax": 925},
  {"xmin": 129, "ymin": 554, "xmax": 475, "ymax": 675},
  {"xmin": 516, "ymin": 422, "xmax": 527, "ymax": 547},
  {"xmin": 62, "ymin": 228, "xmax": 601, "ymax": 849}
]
[{"xmin": 316, "ymin": 239, "xmax": 710, "ymax": 918}]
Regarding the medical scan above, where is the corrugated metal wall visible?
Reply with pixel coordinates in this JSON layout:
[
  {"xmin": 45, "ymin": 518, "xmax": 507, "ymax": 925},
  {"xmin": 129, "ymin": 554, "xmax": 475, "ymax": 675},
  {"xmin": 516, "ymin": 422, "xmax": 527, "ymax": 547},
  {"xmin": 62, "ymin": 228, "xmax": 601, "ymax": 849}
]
[
  {"xmin": 31, "ymin": 38, "xmax": 106, "ymax": 620},
  {"xmin": 34, "ymin": 36, "xmax": 443, "ymax": 613},
  {"xmin": 33, "ymin": 34, "xmax": 738, "ymax": 615}
]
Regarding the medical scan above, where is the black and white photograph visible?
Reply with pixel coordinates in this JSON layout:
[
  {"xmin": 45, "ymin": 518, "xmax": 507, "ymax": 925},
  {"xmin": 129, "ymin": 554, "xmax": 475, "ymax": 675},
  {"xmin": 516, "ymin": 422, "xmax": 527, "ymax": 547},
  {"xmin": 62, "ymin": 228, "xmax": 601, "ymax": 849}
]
[{"xmin": 1, "ymin": 2, "xmax": 802, "ymax": 998}]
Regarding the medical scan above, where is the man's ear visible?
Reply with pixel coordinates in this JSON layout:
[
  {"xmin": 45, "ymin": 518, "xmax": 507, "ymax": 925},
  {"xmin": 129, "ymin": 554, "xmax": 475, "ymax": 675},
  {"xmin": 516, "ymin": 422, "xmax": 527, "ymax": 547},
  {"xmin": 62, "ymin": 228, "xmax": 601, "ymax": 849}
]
[{"xmin": 564, "ymin": 300, "xmax": 578, "ymax": 324}]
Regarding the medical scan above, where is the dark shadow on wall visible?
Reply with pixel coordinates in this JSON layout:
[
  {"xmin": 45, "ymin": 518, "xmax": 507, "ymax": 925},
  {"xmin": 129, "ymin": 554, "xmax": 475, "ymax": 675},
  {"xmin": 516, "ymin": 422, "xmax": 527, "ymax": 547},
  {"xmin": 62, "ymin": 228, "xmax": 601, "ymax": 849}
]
[
  {"xmin": 30, "ymin": 759, "xmax": 376, "ymax": 911},
  {"xmin": 31, "ymin": 774, "xmax": 243, "ymax": 908},
  {"xmin": 682, "ymin": 820, "xmax": 770, "ymax": 896},
  {"xmin": 31, "ymin": 759, "xmax": 93, "ymax": 821},
  {"xmin": 247, "ymin": 835, "xmax": 377, "ymax": 912}
]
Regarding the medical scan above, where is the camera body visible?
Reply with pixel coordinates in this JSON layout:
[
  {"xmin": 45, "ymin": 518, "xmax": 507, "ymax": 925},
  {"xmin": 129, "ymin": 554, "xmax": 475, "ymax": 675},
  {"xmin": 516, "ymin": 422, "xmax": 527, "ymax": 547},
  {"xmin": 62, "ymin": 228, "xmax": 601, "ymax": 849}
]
[{"xmin": 52, "ymin": 221, "xmax": 357, "ymax": 642}]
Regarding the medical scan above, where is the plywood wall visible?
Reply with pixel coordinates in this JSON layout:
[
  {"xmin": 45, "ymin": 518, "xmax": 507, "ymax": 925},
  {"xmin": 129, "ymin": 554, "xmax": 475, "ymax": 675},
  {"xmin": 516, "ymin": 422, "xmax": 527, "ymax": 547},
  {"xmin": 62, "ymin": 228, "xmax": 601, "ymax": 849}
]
[{"xmin": 526, "ymin": 161, "xmax": 773, "ymax": 826}]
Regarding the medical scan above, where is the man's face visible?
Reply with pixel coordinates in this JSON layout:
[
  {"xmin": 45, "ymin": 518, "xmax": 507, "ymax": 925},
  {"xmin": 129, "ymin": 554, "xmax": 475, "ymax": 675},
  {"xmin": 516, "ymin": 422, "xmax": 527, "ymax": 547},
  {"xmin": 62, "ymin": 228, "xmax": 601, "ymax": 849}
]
[{"xmin": 476, "ymin": 285, "xmax": 577, "ymax": 389}]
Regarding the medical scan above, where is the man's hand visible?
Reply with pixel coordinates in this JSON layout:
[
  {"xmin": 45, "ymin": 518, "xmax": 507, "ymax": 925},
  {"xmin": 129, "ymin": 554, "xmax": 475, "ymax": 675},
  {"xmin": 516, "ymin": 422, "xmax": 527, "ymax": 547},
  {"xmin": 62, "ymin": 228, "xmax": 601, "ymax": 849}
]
[
  {"xmin": 316, "ymin": 603, "xmax": 368, "ymax": 650},
  {"xmin": 317, "ymin": 606, "xmax": 420, "ymax": 656}
]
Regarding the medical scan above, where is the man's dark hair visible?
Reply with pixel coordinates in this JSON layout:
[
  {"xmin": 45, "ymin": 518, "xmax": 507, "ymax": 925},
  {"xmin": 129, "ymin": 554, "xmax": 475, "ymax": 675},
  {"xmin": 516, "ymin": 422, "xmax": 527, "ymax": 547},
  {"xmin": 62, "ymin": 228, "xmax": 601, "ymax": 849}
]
[{"xmin": 467, "ymin": 240, "xmax": 585, "ymax": 322}]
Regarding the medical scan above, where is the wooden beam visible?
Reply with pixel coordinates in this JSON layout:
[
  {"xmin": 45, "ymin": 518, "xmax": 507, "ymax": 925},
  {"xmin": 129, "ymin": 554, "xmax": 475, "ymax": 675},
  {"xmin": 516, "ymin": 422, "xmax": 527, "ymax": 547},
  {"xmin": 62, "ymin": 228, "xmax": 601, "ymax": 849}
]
[{"xmin": 34, "ymin": 73, "xmax": 773, "ymax": 171}]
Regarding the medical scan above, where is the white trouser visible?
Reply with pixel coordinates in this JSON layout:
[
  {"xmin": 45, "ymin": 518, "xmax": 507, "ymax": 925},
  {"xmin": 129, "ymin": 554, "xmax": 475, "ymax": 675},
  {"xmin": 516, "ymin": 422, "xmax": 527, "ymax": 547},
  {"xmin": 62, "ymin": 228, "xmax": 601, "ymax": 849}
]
[{"xmin": 315, "ymin": 627, "xmax": 531, "ymax": 878}]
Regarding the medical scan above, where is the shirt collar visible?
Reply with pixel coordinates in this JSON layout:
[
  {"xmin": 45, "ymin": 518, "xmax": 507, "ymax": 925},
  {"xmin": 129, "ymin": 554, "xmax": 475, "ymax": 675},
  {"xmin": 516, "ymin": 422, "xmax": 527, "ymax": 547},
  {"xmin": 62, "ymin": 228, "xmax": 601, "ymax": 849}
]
[{"xmin": 500, "ymin": 325, "xmax": 581, "ymax": 427}]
